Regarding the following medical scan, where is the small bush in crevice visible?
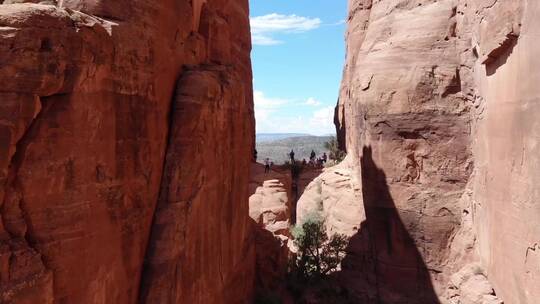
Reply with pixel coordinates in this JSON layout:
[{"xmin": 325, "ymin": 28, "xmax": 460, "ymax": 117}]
[
  {"xmin": 324, "ymin": 137, "xmax": 346, "ymax": 164},
  {"xmin": 290, "ymin": 213, "xmax": 349, "ymax": 281}
]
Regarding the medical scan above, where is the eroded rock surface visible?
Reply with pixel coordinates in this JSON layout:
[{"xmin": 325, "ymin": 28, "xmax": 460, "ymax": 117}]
[
  {"xmin": 331, "ymin": 0, "xmax": 540, "ymax": 303},
  {"xmin": 296, "ymin": 161, "xmax": 363, "ymax": 237},
  {"xmin": 249, "ymin": 164, "xmax": 292, "ymax": 236},
  {"xmin": 0, "ymin": 1, "xmax": 254, "ymax": 303},
  {"xmin": 461, "ymin": 1, "xmax": 540, "ymax": 303},
  {"xmin": 248, "ymin": 164, "xmax": 292, "ymax": 293},
  {"xmin": 337, "ymin": 1, "xmax": 472, "ymax": 302}
]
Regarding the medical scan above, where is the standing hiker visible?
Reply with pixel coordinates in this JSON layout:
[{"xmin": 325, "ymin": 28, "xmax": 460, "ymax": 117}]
[{"xmin": 264, "ymin": 158, "xmax": 271, "ymax": 173}]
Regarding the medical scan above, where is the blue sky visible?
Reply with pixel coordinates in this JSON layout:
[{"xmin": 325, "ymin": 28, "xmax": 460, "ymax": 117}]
[{"xmin": 249, "ymin": 0, "xmax": 347, "ymax": 135}]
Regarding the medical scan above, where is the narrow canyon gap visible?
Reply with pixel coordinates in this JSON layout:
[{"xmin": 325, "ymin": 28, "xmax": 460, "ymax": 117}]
[
  {"xmin": 258, "ymin": 0, "xmax": 540, "ymax": 303},
  {"xmin": 0, "ymin": 1, "xmax": 538, "ymax": 304}
]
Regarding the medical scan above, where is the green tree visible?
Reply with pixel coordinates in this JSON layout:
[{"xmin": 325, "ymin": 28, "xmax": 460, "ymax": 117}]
[
  {"xmin": 291, "ymin": 214, "xmax": 349, "ymax": 280},
  {"xmin": 324, "ymin": 137, "xmax": 346, "ymax": 163}
]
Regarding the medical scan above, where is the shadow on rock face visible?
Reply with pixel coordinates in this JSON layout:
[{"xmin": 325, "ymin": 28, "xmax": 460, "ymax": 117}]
[
  {"xmin": 339, "ymin": 146, "xmax": 440, "ymax": 303},
  {"xmin": 254, "ymin": 147, "xmax": 441, "ymax": 303}
]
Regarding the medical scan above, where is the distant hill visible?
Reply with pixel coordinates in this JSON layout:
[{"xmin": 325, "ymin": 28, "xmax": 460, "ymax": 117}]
[
  {"xmin": 256, "ymin": 133, "xmax": 311, "ymax": 143},
  {"xmin": 256, "ymin": 135, "xmax": 333, "ymax": 164}
]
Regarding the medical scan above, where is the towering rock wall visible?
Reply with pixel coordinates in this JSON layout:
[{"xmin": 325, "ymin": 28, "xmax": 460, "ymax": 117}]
[
  {"xmin": 334, "ymin": 0, "xmax": 540, "ymax": 303},
  {"xmin": 337, "ymin": 1, "xmax": 472, "ymax": 302},
  {"xmin": 0, "ymin": 1, "xmax": 254, "ymax": 303},
  {"xmin": 461, "ymin": 1, "xmax": 540, "ymax": 302}
]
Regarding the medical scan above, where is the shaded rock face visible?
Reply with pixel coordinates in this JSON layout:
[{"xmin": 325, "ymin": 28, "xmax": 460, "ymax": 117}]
[
  {"xmin": 0, "ymin": 1, "xmax": 254, "ymax": 303},
  {"xmin": 297, "ymin": 158, "xmax": 444, "ymax": 303},
  {"xmin": 295, "ymin": 161, "xmax": 378, "ymax": 302},
  {"xmin": 334, "ymin": 0, "xmax": 540, "ymax": 303}
]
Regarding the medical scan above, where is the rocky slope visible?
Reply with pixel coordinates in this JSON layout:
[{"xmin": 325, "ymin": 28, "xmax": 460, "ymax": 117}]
[
  {"xmin": 330, "ymin": 0, "xmax": 540, "ymax": 303},
  {"xmin": 0, "ymin": 1, "xmax": 254, "ymax": 303}
]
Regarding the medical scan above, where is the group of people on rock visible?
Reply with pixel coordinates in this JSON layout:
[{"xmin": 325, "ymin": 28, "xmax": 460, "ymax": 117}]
[
  {"xmin": 254, "ymin": 148, "xmax": 328, "ymax": 174},
  {"xmin": 264, "ymin": 157, "xmax": 274, "ymax": 173},
  {"xmin": 305, "ymin": 149, "xmax": 328, "ymax": 168},
  {"xmin": 254, "ymin": 149, "xmax": 274, "ymax": 173},
  {"xmin": 291, "ymin": 149, "xmax": 328, "ymax": 169}
]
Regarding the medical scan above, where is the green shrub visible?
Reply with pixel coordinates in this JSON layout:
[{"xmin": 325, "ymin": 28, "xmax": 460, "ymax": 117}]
[
  {"xmin": 290, "ymin": 213, "xmax": 349, "ymax": 280},
  {"xmin": 324, "ymin": 137, "xmax": 346, "ymax": 163}
]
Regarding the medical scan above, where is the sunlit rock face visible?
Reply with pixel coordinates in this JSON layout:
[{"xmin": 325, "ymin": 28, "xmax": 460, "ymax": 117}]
[
  {"xmin": 296, "ymin": 161, "xmax": 363, "ymax": 238},
  {"xmin": 463, "ymin": 1, "xmax": 540, "ymax": 303},
  {"xmin": 0, "ymin": 1, "xmax": 254, "ymax": 303},
  {"xmin": 248, "ymin": 164, "xmax": 292, "ymax": 293},
  {"xmin": 336, "ymin": 1, "xmax": 473, "ymax": 302},
  {"xmin": 332, "ymin": 0, "xmax": 540, "ymax": 303}
]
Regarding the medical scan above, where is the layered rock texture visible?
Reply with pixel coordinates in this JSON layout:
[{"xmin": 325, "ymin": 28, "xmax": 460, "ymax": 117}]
[
  {"xmin": 330, "ymin": 0, "xmax": 540, "ymax": 303},
  {"xmin": 297, "ymin": 162, "xmax": 362, "ymax": 238},
  {"xmin": 0, "ymin": 1, "xmax": 254, "ymax": 303},
  {"xmin": 249, "ymin": 164, "xmax": 292, "ymax": 293},
  {"xmin": 0, "ymin": 0, "xmax": 538, "ymax": 303}
]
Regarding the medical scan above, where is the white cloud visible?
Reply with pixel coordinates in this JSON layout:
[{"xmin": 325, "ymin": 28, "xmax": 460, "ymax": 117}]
[
  {"xmin": 254, "ymin": 91, "xmax": 335, "ymax": 135},
  {"xmin": 253, "ymin": 90, "xmax": 335, "ymax": 135},
  {"xmin": 251, "ymin": 13, "xmax": 322, "ymax": 33},
  {"xmin": 308, "ymin": 106, "xmax": 337, "ymax": 135},
  {"xmin": 330, "ymin": 19, "xmax": 346, "ymax": 26},
  {"xmin": 311, "ymin": 106, "xmax": 335, "ymax": 127},
  {"xmin": 254, "ymin": 90, "xmax": 289, "ymax": 126},
  {"xmin": 304, "ymin": 97, "xmax": 322, "ymax": 106},
  {"xmin": 252, "ymin": 34, "xmax": 282, "ymax": 46},
  {"xmin": 254, "ymin": 90, "xmax": 289, "ymax": 109},
  {"xmin": 250, "ymin": 13, "xmax": 322, "ymax": 46},
  {"xmin": 256, "ymin": 111, "xmax": 336, "ymax": 135}
]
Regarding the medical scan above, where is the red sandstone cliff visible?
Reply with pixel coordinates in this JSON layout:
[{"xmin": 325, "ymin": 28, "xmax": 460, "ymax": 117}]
[
  {"xmin": 1, "ymin": 1, "xmax": 539, "ymax": 303},
  {"xmin": 0, "ymin": 1, "xmax": 254, "ymax": 303},
  {"xmin": 462, "ymin": 1, "xmax": 540, "ymax": 302},
  {"xmin": 331, "ymin": 0, "xmax": 540, "ymax": 303}
]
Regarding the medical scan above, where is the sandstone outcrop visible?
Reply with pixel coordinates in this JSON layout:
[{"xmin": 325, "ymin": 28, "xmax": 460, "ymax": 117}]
[
  {"xmin": 0, "ymin": 1, "xmax": 254, "ymax": 303},
  {"xmin": 331, "ymin": 0, "xmax": 540, "ymax": 303},
  {"xmin": 249, "ymin": 164, "xmax": 292, "ymax": 237},
  {"xmin": 296, "ymin": 162, "xmax": 362, "ymax": 237},
  {"xmin": 249, "ymin": 164, "xmax": 292, "ymax": 293}
]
